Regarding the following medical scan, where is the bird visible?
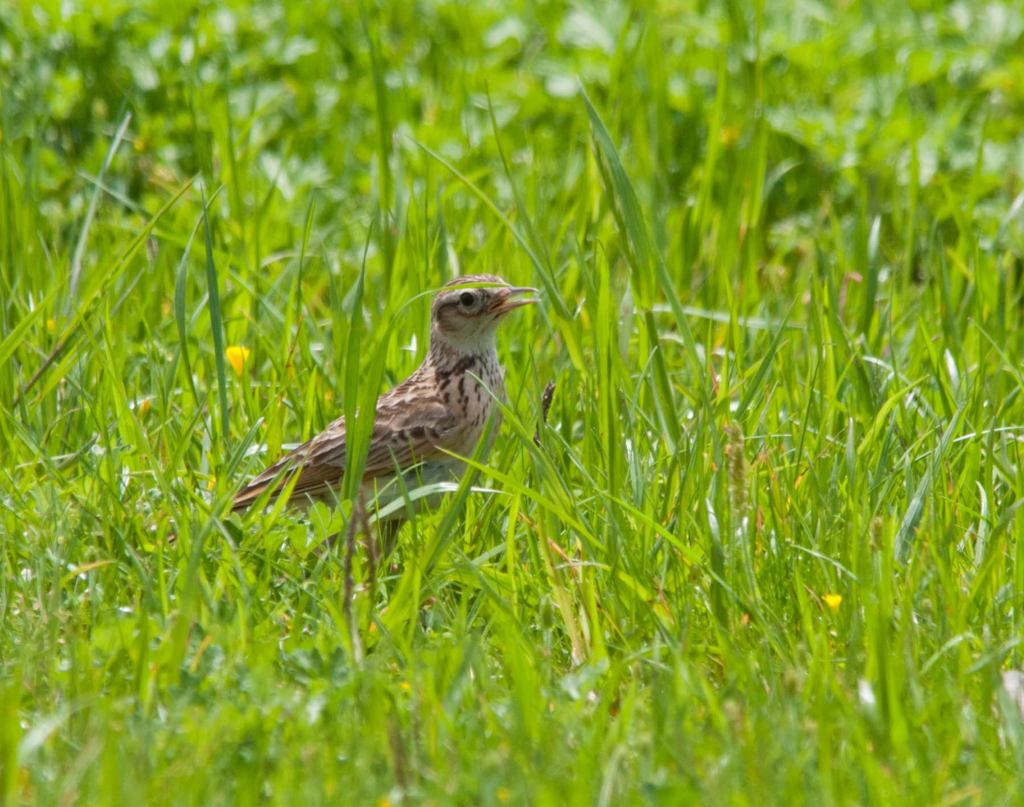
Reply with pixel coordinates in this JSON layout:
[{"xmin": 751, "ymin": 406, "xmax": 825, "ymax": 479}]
[{"xmin": 231, "ymin": 274, "xmax": 537, "ymax": 540}]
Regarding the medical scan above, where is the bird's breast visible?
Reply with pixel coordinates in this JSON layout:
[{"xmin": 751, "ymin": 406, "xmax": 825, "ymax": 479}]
[{"xmin": 437, "ymin": 352, "xmax": 504, "ymax": 453}]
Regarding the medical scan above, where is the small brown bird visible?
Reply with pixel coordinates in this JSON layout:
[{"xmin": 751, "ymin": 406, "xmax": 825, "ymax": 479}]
[{"xmin": 232, "ymin": 275, "xmax": 537, "ymax": 529}]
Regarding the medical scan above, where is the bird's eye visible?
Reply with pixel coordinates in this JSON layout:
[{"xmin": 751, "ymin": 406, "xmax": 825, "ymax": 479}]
[{"xmin": 459, "ymin": 291, "xmax": 477, "ymax": 307}]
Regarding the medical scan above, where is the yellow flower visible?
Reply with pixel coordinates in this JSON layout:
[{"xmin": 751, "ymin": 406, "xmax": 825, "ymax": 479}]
[
  {"xmin": 137, "ymin": 398, "xmax": 152, "ymax": 416},
  {"xmin": 823, "ymin": 593, "xmax": 842, "ymax": 612},
  {"xmin": 719, "ymin": 126, "xmax": 741, "ymax": 147},
  {"xmin": 207, "ymin": 475, "xmax": 217, "ymax": 491},
  {"xmin": 496, "ymin": 787, "xmax": 511, "ymax": 803},
  {"xmin": 225, "ymin": 345, "xmax": 251, "ymax": 376},
  {"xmin": 46, "ymin": 318, "xmax": 56, "ymax": 334}
]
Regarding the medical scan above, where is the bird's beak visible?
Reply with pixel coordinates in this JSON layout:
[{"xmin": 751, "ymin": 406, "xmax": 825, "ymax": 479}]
[{"xmin": 489, "ymin": 286, "xmax": 539, "ymax": 315}]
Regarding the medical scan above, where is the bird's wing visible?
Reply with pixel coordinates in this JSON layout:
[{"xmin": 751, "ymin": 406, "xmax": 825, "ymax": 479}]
[{"xmin": 231, "ymin": 397, "xmax": 459, "ymax": 512}]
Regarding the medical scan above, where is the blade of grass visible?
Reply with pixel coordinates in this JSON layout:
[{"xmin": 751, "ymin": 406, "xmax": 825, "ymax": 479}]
[
  {"xmin": 68, "ymin": 111, "xmax": 132, "ymax": 304},
  {"xmin": 200, "ymin": 185, "xmax": 231, "ymax": 447},
  {"xmin": 895, "ymin": 407, "xmax": 963, "ymax": 563}
]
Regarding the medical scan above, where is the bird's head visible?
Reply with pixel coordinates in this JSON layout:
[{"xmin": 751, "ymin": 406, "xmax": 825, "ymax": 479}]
[{"xmin": 430, "ymin": 274, "xmax": 537, "ymax": 353}]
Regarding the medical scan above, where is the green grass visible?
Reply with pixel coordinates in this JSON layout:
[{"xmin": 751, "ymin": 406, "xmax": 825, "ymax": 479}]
[{"xmin": 2, "ymin": 0, "xmax": 1024, "ymax": 803}]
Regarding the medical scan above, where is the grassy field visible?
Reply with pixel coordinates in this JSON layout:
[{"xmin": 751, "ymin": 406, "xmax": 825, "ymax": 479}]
[{"xmin": 3, "ymin": 0, "xmax": 1024, "ymax": 803}]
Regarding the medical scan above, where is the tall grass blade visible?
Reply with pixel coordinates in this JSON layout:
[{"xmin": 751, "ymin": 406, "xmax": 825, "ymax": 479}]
[{"xmin": 200, "ymin": 185, "xmax": 231, "ymax": 446}]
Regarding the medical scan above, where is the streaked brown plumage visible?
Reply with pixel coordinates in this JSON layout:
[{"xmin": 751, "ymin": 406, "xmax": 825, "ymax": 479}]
[{"xmin": 232, "ymin": 275, "xmax": 536, "ymax": 517}]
